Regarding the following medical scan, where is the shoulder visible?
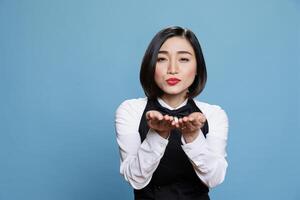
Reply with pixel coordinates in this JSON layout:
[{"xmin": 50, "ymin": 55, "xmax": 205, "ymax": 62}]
[{"xmin": 115, "ymin": 97, "xmax": 148, "ymax": 118}]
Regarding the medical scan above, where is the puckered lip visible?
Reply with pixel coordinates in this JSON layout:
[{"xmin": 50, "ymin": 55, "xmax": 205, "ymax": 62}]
[
  {"xmin": 166, "ymin": 78, "xmax": 181, "ymax": 82},
  {"xmin": 166, "ymin": 77, "xmax": 181, "ymax": 86}
]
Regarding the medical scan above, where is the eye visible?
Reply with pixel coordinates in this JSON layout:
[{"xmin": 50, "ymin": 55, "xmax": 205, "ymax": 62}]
[
  {"xmin": 179, "ymin": 58, "xmax": 190, "ymax": 62},
  {"xmin": 157, "ymin": 57, "xmax": 167, "ymax": 62}
]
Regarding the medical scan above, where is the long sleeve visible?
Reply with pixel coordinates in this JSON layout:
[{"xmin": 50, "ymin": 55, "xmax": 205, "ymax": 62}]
[
  {"xmin": 181, "ymin": 103, "xmax": 229, "ymax": 188},
  {"xmin": 115, "ymin": 99, "xmax": 169, "ymax": 189}
]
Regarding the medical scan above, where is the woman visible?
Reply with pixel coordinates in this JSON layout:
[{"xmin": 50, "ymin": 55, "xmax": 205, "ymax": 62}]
[{"xmin": 115, "ymin": 26, "xmax": 229, "ymax": 200}]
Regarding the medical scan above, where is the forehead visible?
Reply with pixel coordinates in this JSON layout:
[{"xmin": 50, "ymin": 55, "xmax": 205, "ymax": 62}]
[{"xmin": 159, "ymin": 36, "xmax": 194, "ymax": 53}]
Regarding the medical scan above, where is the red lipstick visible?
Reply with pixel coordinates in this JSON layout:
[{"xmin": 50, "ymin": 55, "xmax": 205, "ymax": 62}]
[{"xmin": 166, "ymin": 78, "xmax": 181, "ymax": 86}]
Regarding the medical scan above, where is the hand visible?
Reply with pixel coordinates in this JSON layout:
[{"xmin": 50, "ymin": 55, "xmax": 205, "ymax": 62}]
[
  {"xmin": 146, "ymin": 110, "xmax": 175, "ymax": 138},
  {"xmin": 178, "ymin": 112, "xmax": 206, "ymax": 143}
]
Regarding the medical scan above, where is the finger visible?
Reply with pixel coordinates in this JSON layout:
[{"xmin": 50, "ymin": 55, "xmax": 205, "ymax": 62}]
[
  {"xmin": 164, "ymin": 115, "xmax": 170, "ymax": 121},
  {"xmin": 179, "ymin": 119, "xmax": 187, "ymax": 130},
  {"xmin": 169, "ymin": 116, "xmax": 178, "ymax": 127},
  {"xmin": 198, "ymin": 114, "xmax": 206, "ymax": 123},
  {"xmin": 188, "ymin": 116, "xmax": 194, "ymax": 122},
  {"xmin": 183, "ymin": 117, "xmax": 191, "ymax": 126},
  {"xmin": 152, "ymin": 111, "xmax": 163, "ymax": 121},
  {"xmin": 163, "ymin": 115, "xmax": 174, "ymax": 127},
  {"xmin": 189, "ymin": 112, "xmax": 200, "ymax": 118},
  {"xmin": 190, "ymin": 112, "xmax": 205, "ymax": 123},
  {"xmin": 178, "ymin": 118, "xmax": 183, "ymax": 124},
  {"xmin": 146, "ymin": 111, "xmax": 151, "ymax": 120},
  {"xmin": 175, "ymin": 121, "xmax": 180, "ymax": 128},
  {"xmin": 179, "ymin": 118, "xmax": 187, "ymax": 128},
  {"xmin": 146, "ymin": 112, "xmax": 156, "ymax": 123},
  {"xmin": 183, "ymin": 116, "xmax": 189, "ymax": 122},
  {"xmin": 192, "ymin": 115, "xmax": 204, "ymax": 127},
  {"xmin": 171, "ymin": 117, "xmax": 176, "ymax": 126}
]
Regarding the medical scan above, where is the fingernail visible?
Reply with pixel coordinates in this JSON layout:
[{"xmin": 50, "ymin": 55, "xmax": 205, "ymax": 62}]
[{"xmin": 174, "ymin": 117, "xmax": 179, "ymax": 123}]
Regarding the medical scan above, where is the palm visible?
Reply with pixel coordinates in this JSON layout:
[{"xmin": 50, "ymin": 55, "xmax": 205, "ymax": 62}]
[{"xmin": 146, "ymin": 110, "xmax": 174, "ymax": 135}]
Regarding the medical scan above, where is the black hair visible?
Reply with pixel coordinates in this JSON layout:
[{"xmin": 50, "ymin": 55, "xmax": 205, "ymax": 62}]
[{"xmin": 140, "ymin": 26, "xmax": 207, "ymax": 99}]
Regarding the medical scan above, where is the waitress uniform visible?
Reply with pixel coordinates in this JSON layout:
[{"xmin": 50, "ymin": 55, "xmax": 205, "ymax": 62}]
[
  {"xmin": 115, "ymin": 97, "xmax": 229, "ymax": 200},
  {"xmin": 134, "ymin": 98, "xmax": 209, "ymax": 200}
]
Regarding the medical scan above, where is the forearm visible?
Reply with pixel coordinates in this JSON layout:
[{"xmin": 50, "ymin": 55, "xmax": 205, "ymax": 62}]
[
  {"xmin": 182, "ymin": 131, "xmax": 228, "ymax": 188},
  {"xmin": 119, "ymin": 129, "xmax": 168, "ymax": 189}
]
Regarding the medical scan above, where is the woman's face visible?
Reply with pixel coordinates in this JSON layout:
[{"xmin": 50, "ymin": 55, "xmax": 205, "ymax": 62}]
[{"xmin": 154, "ymin": 36, "xmax": 197, "ymax": 98}]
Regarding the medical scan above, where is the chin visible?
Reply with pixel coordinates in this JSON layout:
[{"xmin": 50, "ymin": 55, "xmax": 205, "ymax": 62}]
[{"xmin": 162, "ymin": 89, "xmax": 187, "ymax": 96}]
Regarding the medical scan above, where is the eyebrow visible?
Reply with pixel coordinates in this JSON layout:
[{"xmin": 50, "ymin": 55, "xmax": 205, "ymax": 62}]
[{"xmin": 158, "ymin": 50, "xmax": 193, "ymax": 55}]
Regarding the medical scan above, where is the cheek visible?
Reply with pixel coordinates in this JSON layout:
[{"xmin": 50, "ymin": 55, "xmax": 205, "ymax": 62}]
[
  {"xmin": 154, "ymin": 65, "xmax": 165, "ymax": 80},
  {"xmin": 184, "ymin": 65, "xmax": 197, "ymax": 78},
  {"xmin": 187, "ymin": 69, "xmax": 196, "ymax": 77}
]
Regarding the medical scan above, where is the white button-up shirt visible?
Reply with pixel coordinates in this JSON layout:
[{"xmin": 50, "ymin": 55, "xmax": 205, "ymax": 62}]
[{"xmin": 115, "ymin": 97, "xmax": 229, "ymax": 189}]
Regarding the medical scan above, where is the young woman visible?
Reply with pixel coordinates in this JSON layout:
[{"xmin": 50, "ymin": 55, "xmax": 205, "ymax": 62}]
[{"xmin": 115, "ymin": 26, "xmax": 229, "ymax": 200}]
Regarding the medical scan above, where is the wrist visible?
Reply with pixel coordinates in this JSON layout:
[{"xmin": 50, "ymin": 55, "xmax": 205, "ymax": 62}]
[
  {"xmin": 155, "ymin": 129, "xmax": 170, "ymax": 139},
  {"xmin": 183, "ymin": 130, "xmax": 199, "ymax": 143}
]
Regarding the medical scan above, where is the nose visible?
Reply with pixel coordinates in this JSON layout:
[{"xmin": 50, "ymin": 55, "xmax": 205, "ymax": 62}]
[{"xmin": 167, "ymin": 58, "xmax": 178, "ymax": 74}]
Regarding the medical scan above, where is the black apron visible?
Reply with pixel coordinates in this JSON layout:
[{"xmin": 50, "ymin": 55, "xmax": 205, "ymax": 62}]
[{"xmin": 134, "ymin": 98, "xmax": 210, "ymax": 200}]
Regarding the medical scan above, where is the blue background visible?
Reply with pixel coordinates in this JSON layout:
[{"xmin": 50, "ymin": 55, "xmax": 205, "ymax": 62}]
[{"xmin": 1, "ymin": 0, "xmax": 299, "ymax": 199}]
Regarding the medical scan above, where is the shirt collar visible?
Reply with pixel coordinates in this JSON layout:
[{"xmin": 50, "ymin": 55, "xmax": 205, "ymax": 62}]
[{"xmin": 157, "ymin": 97, "xmax": 188, "ymax": 110}]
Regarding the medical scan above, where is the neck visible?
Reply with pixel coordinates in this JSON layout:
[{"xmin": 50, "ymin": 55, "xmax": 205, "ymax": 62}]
[{"xmin": 161, "ymin": 91, "xmax": 188, "ymax": 108}]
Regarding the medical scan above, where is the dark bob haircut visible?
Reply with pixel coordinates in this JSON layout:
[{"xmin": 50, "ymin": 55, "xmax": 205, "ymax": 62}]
[{"xmin": 140, "ymin": 26, "xmax": 207, "ymax": 100}]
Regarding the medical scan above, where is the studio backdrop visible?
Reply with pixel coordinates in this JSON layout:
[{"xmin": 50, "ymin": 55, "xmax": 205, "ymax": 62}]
[{"xmin": 0, "ymin": 0, "xmax": 299, "ymax": 199}]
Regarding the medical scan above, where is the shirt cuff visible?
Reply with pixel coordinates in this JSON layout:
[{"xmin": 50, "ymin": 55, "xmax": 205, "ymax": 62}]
[
  {"xmin": 181, "ymin": 129, "xmax": 207, "ymax": 158},
  {"xmin": 142, "ymin": 128, "xmax": 169, "ymax": 156}
]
